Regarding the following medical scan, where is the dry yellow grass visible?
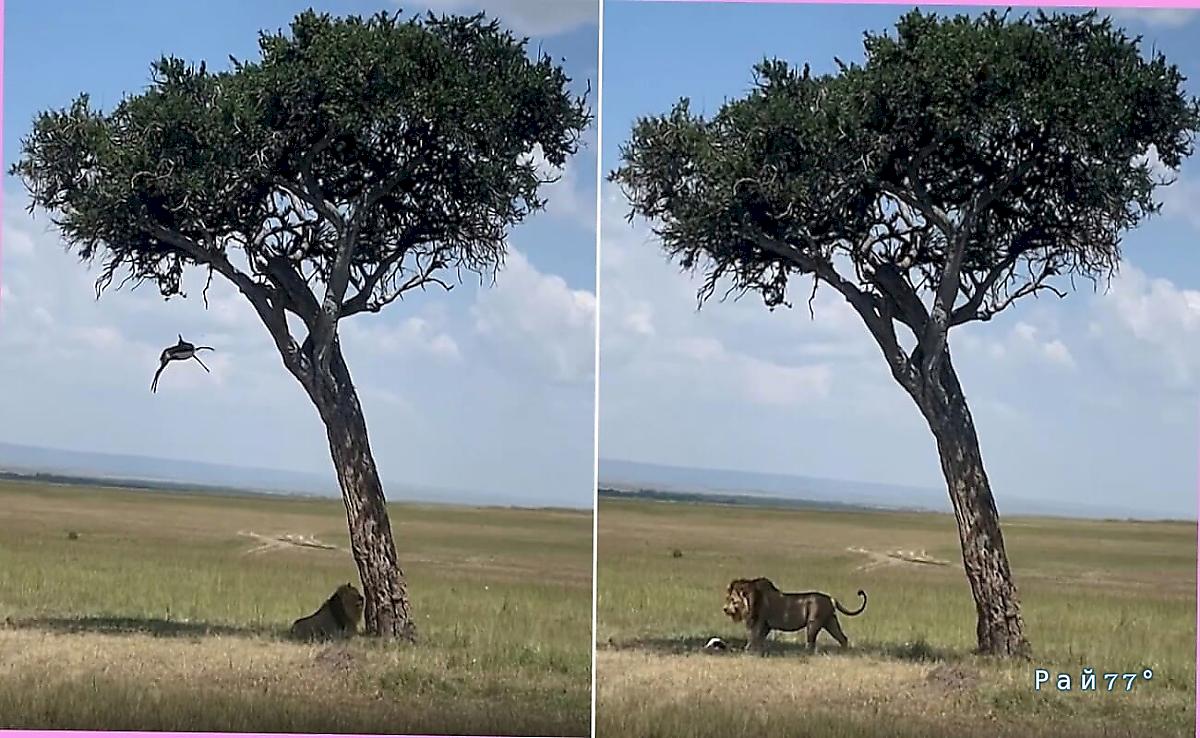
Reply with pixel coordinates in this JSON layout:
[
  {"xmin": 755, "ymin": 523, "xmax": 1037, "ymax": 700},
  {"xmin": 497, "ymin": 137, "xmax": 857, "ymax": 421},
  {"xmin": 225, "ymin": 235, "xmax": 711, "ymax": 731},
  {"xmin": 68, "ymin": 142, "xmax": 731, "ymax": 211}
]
[
  {"xmin": 0, "ymin": 628, "xmax": 582, "ymax": 734},
  {"xmin": 596, "ymin": 649, "xmax": 1192, "ymax": 738}
]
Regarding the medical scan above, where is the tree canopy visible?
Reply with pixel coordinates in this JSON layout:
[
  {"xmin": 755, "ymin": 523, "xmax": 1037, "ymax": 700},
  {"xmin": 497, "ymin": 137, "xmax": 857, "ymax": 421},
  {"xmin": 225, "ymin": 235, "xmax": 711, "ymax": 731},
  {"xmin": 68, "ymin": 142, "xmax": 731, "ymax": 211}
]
[
  {"xmin": 613, "ymin": 9, "xmax": 1199, "ymax": 388},
  {"xmin": 13, "ymin": 9, "xmax": 591, "ymax": 371}
]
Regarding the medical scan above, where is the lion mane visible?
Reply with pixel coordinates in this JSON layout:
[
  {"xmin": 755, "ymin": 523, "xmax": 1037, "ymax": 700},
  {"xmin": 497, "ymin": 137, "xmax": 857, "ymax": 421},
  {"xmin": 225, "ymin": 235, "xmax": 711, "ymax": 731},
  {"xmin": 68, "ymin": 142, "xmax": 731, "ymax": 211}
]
[{"xmin": 289, "ymin": 582, "xmax": 365, "ymax": 641}]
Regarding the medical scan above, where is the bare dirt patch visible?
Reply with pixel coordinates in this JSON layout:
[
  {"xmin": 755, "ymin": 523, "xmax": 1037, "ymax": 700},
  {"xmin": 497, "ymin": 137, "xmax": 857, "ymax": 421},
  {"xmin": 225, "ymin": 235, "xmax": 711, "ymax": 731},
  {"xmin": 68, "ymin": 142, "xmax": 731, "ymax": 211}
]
[
  {"xmin": 238, "ymin": 531, "xmax": 342, "ymax": 555},
  {"xmin": 925, "ymin": 662, "xmax": 980, "ymax": 692},
  {"xmin": 311, "ymin": 644, "xmax": 357, "ymax": 674},
  {"xmin": 847, "ymin": 545, "xmax": 951, "ymax": 571}
]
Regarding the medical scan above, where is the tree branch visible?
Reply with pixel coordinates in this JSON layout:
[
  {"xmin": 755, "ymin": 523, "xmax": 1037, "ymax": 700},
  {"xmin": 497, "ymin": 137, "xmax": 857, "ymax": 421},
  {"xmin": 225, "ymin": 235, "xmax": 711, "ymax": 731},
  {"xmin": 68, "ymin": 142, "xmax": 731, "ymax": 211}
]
[
  {"xmin": 917, "ymin": 230, "xmax": 968, "ymax": 380},
  {"xmin": 341, "ymin": 247, "xmax": 452, "ymax": 317},
  {"xmin": 949, "ymin": 253, "xmax": 1018, "ymax": 326},
  {"xmin": 307, "ymin": 227, "xmax": 359, "ymax": 372},
  {"xmin": 143, "ymin": 223, "xmax": 309, "ymax": 377},
  {"xmin": 751, "ymin": 233, "xmax": 918, "ymax": 392},
  {"xmin": 309, "ymin": 155, "xmax": 425, "ymax": 367},
  {"xmin": 263, "ymin": 254, "xmax": 321, "ymax": 325},
  {"xmin": 294, "ymin": 133, "xmax": 343, "ymax": 230},
  {"xmin": 877, "ymin": 144, "xmax": 954, "ymax": 239},
  {"xmin": 916, "ymin": 159, "xmax": 1030, "ymax": 380},
  {"xmin": 867, "ymin": 262, "xmax": 929, "ymax": 333}
]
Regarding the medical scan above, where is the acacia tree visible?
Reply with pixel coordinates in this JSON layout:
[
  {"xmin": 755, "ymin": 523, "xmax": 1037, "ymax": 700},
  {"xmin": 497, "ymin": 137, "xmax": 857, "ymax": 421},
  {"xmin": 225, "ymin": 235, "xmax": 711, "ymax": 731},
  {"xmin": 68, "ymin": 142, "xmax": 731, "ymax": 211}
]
[
  {"xmin": 13, "ymin": 10, "xmax": 591, "ymax": 639},
  {"xmin": 612, "ymin": 10, "xmax": 1198, "ymax": 656}
]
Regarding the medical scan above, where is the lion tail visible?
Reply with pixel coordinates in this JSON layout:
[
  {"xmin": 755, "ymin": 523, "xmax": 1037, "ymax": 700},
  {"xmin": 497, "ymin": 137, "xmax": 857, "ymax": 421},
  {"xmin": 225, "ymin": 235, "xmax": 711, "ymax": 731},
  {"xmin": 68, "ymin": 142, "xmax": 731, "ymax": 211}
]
[{"xmin": 835, "ymin": 590, "xmax": 867, "ymax": 617}]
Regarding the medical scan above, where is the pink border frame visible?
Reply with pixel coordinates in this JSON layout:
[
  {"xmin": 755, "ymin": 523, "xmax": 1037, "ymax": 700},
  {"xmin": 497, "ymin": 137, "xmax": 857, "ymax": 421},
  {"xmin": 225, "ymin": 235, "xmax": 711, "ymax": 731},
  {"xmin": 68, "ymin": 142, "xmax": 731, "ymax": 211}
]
[
  {"xmin": 0, "ymin": 1, "xmax": 1197, "ymax": 738},
  {"xmin": 1, "ymin": 0, "xmax": 5, "ymax": 330},
  {"xmin": 642, "ymin": 0, "xmax": 1200, "ymax": 6}
]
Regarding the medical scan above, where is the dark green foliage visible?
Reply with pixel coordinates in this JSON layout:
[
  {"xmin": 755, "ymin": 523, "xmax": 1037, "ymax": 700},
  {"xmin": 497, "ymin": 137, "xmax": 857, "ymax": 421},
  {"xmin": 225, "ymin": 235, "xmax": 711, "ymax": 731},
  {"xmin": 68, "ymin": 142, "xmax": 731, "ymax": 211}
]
[
  {"xmin": 12, "ymin": 10, "xmax": 591, "ymax": 314},
  {"xmin": 612, "ymin": 10, "xmax": 1199, "ymax": 324}
]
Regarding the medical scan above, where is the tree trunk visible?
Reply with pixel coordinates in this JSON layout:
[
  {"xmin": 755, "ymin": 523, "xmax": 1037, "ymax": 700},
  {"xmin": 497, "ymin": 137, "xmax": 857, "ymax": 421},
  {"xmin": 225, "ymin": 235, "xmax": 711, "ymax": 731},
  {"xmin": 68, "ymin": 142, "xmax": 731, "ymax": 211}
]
[
  {"xmin": 910, "ymin": 355, "xmax": 1029, "ymax": 657},
  {"xmin": 306, "ymin": 342, "xmax": 416, "ymax": 641}
]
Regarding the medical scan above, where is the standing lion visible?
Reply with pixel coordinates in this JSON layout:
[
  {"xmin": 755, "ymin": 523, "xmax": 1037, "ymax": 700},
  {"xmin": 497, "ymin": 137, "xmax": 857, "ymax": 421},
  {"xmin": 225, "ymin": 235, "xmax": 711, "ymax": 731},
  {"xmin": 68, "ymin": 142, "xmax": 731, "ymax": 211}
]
[
  {"xmin": 723, "ymin": 577, "xmax": 867, "ymax": 653},
  {"xmin": 289, "ymin": 582, "xmax": 365, "ymax": 641}
]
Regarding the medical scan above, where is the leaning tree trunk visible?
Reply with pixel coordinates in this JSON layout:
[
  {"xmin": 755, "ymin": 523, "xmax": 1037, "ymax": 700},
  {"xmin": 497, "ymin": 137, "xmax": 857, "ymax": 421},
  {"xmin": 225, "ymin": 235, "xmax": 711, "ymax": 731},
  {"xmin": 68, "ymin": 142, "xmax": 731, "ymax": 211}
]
[
  {"xmin": 304, "ymin": 341, "xmax": 416, "ymax": 641},
  {"xmin": 909, "ymin": 353, "xmax": 1029, "ymax": 657}
]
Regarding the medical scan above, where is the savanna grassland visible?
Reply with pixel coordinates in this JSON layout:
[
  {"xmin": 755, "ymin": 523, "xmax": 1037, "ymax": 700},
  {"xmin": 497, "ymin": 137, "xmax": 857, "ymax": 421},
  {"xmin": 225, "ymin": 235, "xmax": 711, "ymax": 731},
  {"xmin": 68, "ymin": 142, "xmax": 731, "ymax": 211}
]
[
  {"xmin": 0, "ymin": 478, "xmax": 591, "ymax": 736},
  {"xmin": 596, "ymin": 497, "xmax": 1196, "ymax": 738}
]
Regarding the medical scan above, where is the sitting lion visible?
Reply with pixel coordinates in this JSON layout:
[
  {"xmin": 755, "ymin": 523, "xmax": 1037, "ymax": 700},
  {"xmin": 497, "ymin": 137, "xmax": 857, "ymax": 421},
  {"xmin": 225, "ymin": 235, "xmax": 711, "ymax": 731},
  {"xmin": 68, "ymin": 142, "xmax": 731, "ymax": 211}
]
[
  {"xmin": 289, "ymin": 582, "xmax": 365, "ymax": 641},
  {"xmin": 723, "ymin": 577, "xmax": 867, "ymax": 653}
]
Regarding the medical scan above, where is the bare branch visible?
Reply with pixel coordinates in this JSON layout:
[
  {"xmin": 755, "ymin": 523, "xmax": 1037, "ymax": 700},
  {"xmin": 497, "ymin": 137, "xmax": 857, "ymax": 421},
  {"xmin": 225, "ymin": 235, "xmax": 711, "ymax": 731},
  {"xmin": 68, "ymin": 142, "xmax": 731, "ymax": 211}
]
[
  {"xmin": 867, "ymin": 262, "xmax": 929, "ymax": 334},
  {"xmin": 143, "ymin": 222, "xmax": 308, "ymax": 377},
  {"xmin": 974, "ymin": 261, "xmax": 1068, "ymax": 320},
  {"xmin": 294, "ymin": 134, "xmax": 344, "ymax": 231},
  {"xmin": 916, "ymin": 160, "xmax": 1031, "ymax": 380},
  {"xmin": 343, "ymin": 248, "xmax": 453, "ymax": 317},
  {"xmin": 750, "ymin": 232, "xmax": 918, "ymax": 392}
]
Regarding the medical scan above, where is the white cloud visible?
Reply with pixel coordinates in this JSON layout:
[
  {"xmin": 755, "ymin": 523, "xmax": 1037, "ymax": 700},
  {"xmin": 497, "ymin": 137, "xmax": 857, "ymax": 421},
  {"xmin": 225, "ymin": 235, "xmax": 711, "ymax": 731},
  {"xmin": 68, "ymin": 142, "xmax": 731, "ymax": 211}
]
[
  {"xmin": 522, "ymin": 144, "xmax": 559, "ymax": 183},
  {"xmin": 3, "ymin": 226, "xmax": 35, "ymax": 256},
  {"xmin": 473, "ymin": 248, "xmax": 596, "ymax": 384},
  {"xmin": 742, "ymin": 356, "xmax": 833, "ymax": 407},
  {"xmin": 208, "ymin": 290, "xmax": 253, "ymax": 328},
  {"xmin": 0, "ymin": 202, "xmax": 297, "ymax": 403},
  {"xmin": 1159, "ymin": 175, "xmax": 1200, "ymax": 231},
  {"xmin": 599, "ymin": 186, "xmax": 857, "ymax": 412},
  {"xmin": 674, "ymin": 336, "xmax": 723, "ymax": 362},
  {"xmin": 1135, "ymin": 145, "xmax": 1175, "ymax": 180},
  {"xmin": 343, "ymin": 314, "xmax": 462, "ymax": 363},
  {"xmin": 955, "ymin": 319, "xmax": 1077, "ymax": 371},
  {"xmin": 1131, "ymin": 146, "xmax": 1200, "ymax": 233},
  {"xmin": 411, "ymin": 0, "xmax": 597, "ymax": 37},
  {"xmin": 599, "ymin": 189, "xmax": 863, "ymax": 359},
  {"xmin": 520, "ymin": 125, "xmax": 597, "ymax": 231},
  {"xmin": 622, "ymin": 299, "xmax": 656, "ymax": 337},
  {"xmin": 1096, "ymin": 263, "xmax": 1200, "ymax": 387},
  {"xmin": 0, "ymin": 285, "xmax": 17, "ymax": 313},
  {"xmin": 1011, "ymin": 321, "xmax": 1077, "ymax": 369},
  {"xmin": 658, "ymin": 335, "xmax": 832, "ymax": 407},
  {"xmin": 31, "ymin": 306, "xmax": 53, "ymax": 327},
  {"xmin": 359, "ymin": 386, "xmax": 415, "ymax": 414},
  {"xmin": 1107, "ymin": 9, "xmax": 1198, "ymax": 29},
  {"xmin": 1105, "ymin": 267, "xmax": 1200, "ymax": 338},
  {"xmin": 1042, "ymin": 339, "xmax": 1074, "ymax": 368},
  {"xmin": 75, "ymin": 325, "xmax": 124, "ymax": 351}
]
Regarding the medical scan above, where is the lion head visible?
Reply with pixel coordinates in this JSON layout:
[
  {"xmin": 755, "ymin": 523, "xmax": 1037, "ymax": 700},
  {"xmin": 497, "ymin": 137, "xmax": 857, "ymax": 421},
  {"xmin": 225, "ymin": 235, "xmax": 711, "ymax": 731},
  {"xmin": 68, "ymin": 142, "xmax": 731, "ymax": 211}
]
[
  {"xmin": 723, "ymin": 577, "xmax": 776, "ymax": 623},
  {"xmin": 333, "ymin": 582, "xmax": 365, "ymax": 626},
  {"xmin": 723, "ymin": 580, "xmax": 749, "ymax": 621}
]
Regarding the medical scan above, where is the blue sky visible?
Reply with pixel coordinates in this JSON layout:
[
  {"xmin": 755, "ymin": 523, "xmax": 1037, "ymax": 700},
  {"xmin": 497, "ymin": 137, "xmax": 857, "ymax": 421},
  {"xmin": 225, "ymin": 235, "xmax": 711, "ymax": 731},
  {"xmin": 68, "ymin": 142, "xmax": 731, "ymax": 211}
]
[
  {"xmin": 1, "ymin": 0, "xmax": 599, "ymax": 507},
  {"xmin": 599, "ymin": 2, "xmax": 1200, "ymax": 519}
]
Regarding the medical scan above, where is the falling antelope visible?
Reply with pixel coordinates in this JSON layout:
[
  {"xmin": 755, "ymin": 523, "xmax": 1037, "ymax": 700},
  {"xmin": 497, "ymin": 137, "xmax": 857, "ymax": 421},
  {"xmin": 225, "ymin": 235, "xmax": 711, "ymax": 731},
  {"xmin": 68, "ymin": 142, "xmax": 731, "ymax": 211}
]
[{"xmin": 151, "ymin": 335, "xmax": 214, "ymax": 393}]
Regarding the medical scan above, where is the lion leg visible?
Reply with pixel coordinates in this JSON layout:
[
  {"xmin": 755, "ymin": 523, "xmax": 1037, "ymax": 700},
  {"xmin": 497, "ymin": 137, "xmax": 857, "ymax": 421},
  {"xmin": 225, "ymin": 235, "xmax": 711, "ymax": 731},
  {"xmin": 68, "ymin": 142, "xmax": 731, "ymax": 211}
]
[
  {"xmin": 746, "ymin": 621, "xmax": 769, "ymax": 653},
  {"xmin": 824, "ymin": 615, "xmax": 850, "ymax": 648},
  {"xmin": 805, "ymin": 620, "xmax": 822, "ymax": 652}
]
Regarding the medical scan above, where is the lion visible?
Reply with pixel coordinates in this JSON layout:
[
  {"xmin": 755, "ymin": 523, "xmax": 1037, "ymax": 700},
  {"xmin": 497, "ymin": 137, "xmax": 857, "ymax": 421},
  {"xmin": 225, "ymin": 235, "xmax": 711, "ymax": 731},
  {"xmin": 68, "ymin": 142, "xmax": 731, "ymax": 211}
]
[
  {"xmin": 723, "ymin": 577, "xmax": 867, "ymax": 653},
  {"xmin": 289, "ymin": 582, "xmax": 365, "ymax": 641}
]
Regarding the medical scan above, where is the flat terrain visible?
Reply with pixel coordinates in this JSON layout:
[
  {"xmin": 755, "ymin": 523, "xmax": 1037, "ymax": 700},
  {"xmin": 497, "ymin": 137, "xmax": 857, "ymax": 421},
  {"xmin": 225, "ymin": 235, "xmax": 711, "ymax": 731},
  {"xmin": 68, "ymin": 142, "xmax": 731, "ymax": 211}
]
[
  {"xmin": 597, "ymin": 497, "xmax": 1196, "ymax": 738},
  {"xmin": 0, "ymin": 479, "xmax": 591, "ymax": 736}
]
